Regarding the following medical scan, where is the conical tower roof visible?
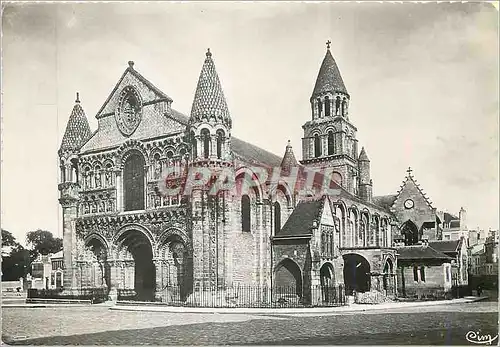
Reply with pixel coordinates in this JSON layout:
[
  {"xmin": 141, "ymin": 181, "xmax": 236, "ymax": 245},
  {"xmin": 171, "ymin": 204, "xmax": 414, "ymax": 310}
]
[
  {"xmin": 359, "ymin": 147, "xmax": 370, "ymax": 162},
  {"xmin": 280, "ymin": 140, "xmax": 299, "ymax": 173},
  {"xmin": 190, "ymin": 49, "xmax": 231, "ymax": 127},
  {"xmin": 312, "ymin": 45, "xmax": 348, "ymax": 97},
  {"xmin": 59, "ymin": 93, "xmax": 92, "ymax": 155}
]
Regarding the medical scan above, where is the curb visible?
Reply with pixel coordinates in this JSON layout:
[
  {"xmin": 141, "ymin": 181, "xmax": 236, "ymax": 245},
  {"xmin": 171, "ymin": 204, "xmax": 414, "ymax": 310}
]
[{"xmin": 108, "ymin": 296, "xmax": 488, "ymax": 315}]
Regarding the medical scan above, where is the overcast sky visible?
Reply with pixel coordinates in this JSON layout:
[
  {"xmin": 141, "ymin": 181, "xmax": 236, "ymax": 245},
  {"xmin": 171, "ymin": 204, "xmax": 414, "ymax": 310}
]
[{"xmin": 2, "ymin": 2, "xmax": 498, "ymax": 244}]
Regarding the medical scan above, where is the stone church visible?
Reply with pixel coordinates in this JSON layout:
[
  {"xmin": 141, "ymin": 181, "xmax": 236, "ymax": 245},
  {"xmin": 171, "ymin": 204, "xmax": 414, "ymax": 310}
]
[{"xmin": 58, "ymin": 43, "xmax": 465, "ymax": 304}]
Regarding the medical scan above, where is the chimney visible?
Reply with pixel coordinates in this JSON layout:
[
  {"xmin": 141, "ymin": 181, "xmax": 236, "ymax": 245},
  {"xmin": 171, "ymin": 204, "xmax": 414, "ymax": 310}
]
[{"xmin": 459, "ymin": 207, "xmax": 467, "ymax": 230}]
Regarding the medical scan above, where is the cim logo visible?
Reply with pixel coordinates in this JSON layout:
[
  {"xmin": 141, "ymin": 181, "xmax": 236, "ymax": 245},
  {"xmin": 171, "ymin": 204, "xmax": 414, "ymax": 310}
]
[{"xmin": 465, "ymin": 331, "xmax": 498, "ymax": 345}]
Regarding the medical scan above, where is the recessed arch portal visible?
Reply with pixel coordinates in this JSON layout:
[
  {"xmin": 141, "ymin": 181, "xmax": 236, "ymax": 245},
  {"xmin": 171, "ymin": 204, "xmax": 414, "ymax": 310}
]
[
  {"xmin": 84, "ymin": 236, "xmax": 110, "ymax": 289},
  {"xmin": 116, "ymin": 229, "xmax": 155, "ymax": 301},
  {"xmin": 401, "ymin": 220, "xmax": 419, "ymax": 246},
  {"xmin": 274, "ymin": 258, "xmax": 302, "ymax": 297},
  {"xmin": 343, "ymin": 253, "xmax": 371, "ymax": 295}
]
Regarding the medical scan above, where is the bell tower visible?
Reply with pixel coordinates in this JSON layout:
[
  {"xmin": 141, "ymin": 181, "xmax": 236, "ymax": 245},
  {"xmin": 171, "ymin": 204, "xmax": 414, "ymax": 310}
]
[
  {"xmin": 300, "ymin": 42, "xmax": 359, "ymax": 195},
  {"xmin": 187, "ymin": 49, "xmax": 233, "ymax": 289},
  {"xmin": 58, "ymin": 92, "xmax": 92, "ymax": 294}
]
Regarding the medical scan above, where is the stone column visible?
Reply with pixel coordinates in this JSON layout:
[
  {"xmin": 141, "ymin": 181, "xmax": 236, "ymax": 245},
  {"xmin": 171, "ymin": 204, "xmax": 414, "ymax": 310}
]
[
  {"xmin": 115, "ymin": 171, "xmax": 122, "ymax": 212},
  {"xmin": 154, "ymin": 258, "xmax": 164, "ymax": 301}
]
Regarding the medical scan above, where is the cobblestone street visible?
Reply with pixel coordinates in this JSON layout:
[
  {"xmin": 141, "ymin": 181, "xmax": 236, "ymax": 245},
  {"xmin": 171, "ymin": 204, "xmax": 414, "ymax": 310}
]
[{"xmin": 2, "ymin": 301, "xmax": 497, "ymax": 345}]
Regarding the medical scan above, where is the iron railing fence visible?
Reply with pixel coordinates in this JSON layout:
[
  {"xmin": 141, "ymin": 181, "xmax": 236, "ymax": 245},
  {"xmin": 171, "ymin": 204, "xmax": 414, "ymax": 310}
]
[
  {"xmin": 138, "ymin": 284, "xmax": 348, "ymax": 308},
  {"xmin": 27, "ymin": 287, "xmax": 108, "ymax": 303}
]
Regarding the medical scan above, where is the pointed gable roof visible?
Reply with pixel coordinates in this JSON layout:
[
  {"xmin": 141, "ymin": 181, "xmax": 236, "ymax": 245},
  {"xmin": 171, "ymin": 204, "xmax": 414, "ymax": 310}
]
[
  {"xmin": 358, "ymin": 147, "xmax": 370, "ymax": 162},
  {"xmin": 95, "ymin": 61, "xmax": 172, "ymax": 119},
  {"xmin": 276, "ymin": 196, "xmax": 326, "ymax": 238},
  {"xmin": 312, "ymin": 47, "xmax": 348, "ymax": 97},
  {"xmin": 190, "ymin": 49, "xmax": 231, "ymax": 127},
  {"xmin": 280, "ymin": 140, "xmax": 299, "ymax": 173},
  {"xmin": 392, "ymin": 167, "xmax": 434, "ymax": 210},
  {"xmin": 59, "ymin": 93, "xmax": 92, "ymax": 155}
]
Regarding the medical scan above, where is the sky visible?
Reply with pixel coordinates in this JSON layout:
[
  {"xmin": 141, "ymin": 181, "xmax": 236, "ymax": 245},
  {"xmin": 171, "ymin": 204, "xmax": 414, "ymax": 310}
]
[{"xmin": 1, "ymin": 2, "xmax": 498, "ymax": 244}]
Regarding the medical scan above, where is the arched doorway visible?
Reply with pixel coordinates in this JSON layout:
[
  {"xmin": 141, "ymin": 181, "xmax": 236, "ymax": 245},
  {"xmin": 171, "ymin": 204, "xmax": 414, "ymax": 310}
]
[
  {"xmin": 343, "ymin": 253, "xmax": 371, "ymax": 295},
  {"xmin": 85, "ymin": 237, "xmax": 110, "ymax": 289},
  {"xmin": 158, "ymin": 235, "xmax": 193, "ymax": 301},
  {"xmin": 116, "ymin": 230, "xmax": 155, "ymax": 301},
  {"xmin": 320, "ymin": 262, "xmax": 336, "ymax": 302},
  {"xmin": 383, "ymin": 258, "xmax": 395, "ymax": 294},
  {"xmin": 274, "ymin": 258, "xmax": 302, "ymax": 297},
  {"xmin": 401, "ymin": 220, "xmax": 419, "ymax": 246}
]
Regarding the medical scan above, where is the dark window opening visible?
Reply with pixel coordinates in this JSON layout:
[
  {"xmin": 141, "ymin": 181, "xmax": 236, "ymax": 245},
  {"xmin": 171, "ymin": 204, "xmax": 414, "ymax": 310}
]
[
  {"xmin": 325, "ymin": 96, "xmax": 330, "ymax": 117},
  {"xmin": 420, "ymin": 266, "xmax": 426, "ymax": 282},
  {"xmin": 328, "ymin": 131, "xmax": 335, "ymax": 155},
  {"xmin": 216, "ymin": 130, "xmax": 224, "ymax": 159},
  {"xmin": 317, "ymin": 98, "xmax": 322, "ymax": 118},
  {"xmin": 241, "ymin": 195, "xmax": 251, "ymax": 232},
  {"xmin": 413, "ymin": 265, "xmax": 418, "ymax": 282},
  {"xmin": 274, "ymin": 201, "xmax": 281, "ymax": 234},
  {"xmin": 335, "ymin": 97, "xmax": 341, "ymax": 115},
  {"xmin": 314, "ymin": 134, "xmax": 322, "ymax": 158},
  {"xmin": 201, "ymin": 129, "xmax": 210, "ymax": 159},
  {"xmin": 124, "ymin": 153, "xmax": 145, "ymax": 211}
]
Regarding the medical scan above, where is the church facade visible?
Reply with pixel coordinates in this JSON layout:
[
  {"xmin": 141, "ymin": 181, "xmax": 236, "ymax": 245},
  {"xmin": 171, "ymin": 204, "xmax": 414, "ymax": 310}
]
[{"xmin": 58, "ymin": 43, "xmax": 465, "ymax": 304}]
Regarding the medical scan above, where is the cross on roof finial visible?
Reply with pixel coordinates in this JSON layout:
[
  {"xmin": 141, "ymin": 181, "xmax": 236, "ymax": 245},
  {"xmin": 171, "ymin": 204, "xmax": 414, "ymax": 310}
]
[
  {"xmin": 75, "ymin": 92, "xmax": 80, "ymax": 103},
  {"xmin": 407, "ymin": 166, "xmax": 413, "ymax": 177},
  {"xmin": 206, "ymin": 48, "xmax": 212, "ymax": 57},
  {"xmin": 326, "ymin": 40, "xmax": 331, "ymax": 50}
]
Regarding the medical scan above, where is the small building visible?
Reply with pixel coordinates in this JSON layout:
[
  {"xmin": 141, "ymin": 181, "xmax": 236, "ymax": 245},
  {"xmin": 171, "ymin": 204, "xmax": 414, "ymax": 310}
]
[
  {"xmin": 30, "ymin": 252, "xmax": 64, "ymax": 290},
  {"xmin": 396, "ymin": 244, "xmax": 453, "ymax": 298},
  {"xmin": 437, "ymin": 208, "xmax": 468, "ymax": 241},
  {"xmin": 429, "ymin": 239, "xmax": 468, "ymax": 287},
  {"xmin": 468, "ymin": 243, "xmax": 485, "ymax": 276}
]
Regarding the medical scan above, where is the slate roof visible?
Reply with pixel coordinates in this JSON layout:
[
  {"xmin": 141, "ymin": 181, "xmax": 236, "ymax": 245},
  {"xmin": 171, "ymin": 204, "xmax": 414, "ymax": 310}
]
[
  {"xmin": 232, "ymin": 137, "xmax": 282, "ymax": 168},
  {"xmin": 372, "ymin": 194, "xmax": 397, "ymax": 211},
  {"xmin": 153, "ymin": 109, "xmax": 282, "ymax": 168},
  {"xmin": 396, "ymin": 245, "xmax": 452, "ymax": 261},
  {"xmin": 428, "ymin": 240, "xmax": 461, "ymax": 254},
  {"xmin": 312, "ymin": 48, "xmax": 348, "ymax": 97},
  {"xmin": 59, "ymin": 96, "xmax": 93, "ymax": 154},
  {"xmin": 276, "ymin": 197, "xmax": 325, "ymax": 238},
  {"xmin": 443, "ymin": 212, "xmax": 459, "ymax": 223},
  {"xmin": 189, "ymin": 50, "xmax": 231, "ymax": 127}
]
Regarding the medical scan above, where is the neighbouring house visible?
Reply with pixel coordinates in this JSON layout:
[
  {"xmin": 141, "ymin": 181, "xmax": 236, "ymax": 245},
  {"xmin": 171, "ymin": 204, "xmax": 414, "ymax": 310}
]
[
  {"xmin": 30, "ymin": 252, "xmax": 64, "ymax": 290},
  {"xmin": 469, "ymin": 243, "xmax": 485, "ymax": 277},
  {"xmin": 396, "ymin": 244, "xmax": 453, "ymax": 299},
  {"xmin": 437, "ymin": 208, "xmax": 468, "ymax": 241},
  {"xmin": 468, "ymin": 230, "xmax": 498, "ymax": 294},
  {"xmin": 429, "ymin": 239, "xmax": 468, "ymax": 288}
]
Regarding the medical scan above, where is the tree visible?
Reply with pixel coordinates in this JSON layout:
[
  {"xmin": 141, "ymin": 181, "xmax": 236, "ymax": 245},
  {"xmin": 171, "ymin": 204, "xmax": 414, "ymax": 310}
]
[
  {"xmin": 26, "ymin": 229, "xmax": 62, "ymax": 258},
  {"xmin": 2, "ymin": 229, "xmax": 30, "ymax": 281}
]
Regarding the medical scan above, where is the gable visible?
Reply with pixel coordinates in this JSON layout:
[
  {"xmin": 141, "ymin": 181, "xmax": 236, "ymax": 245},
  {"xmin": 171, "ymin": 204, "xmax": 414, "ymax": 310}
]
[
  {"xmin": 392, "ymin": 177, "xmax": 436, "ymax": 230},
  {"xmin": 276, "ymin": 198, "xmax": 324, "ymax": 238},
  {"xmin": 96, "ymin": 67, "xmax": 172, "ymax": 119},
  {"xmin": 320, "ymin": 197, "xmax": 335, "ymax": 227},
  {"xmin": 80, "ymin": 69, "xmax": 183, "ymax": 153}
]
